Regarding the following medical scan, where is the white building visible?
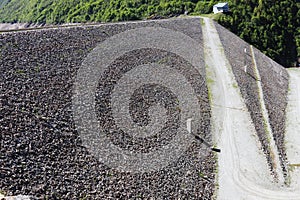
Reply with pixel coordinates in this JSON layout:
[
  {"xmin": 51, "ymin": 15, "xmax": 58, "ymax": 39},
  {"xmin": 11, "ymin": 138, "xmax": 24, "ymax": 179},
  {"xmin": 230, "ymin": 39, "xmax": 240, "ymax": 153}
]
[{"xmin": 213, "ymin": 2, "xmax": 229, "ymax": 14}]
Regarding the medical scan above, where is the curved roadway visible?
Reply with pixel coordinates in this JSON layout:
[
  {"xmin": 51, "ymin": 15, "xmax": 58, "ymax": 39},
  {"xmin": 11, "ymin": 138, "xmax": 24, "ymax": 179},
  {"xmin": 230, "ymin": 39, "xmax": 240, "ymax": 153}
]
[{"xmin": 202, "ymin": 17, "xmax": 300, "ymax": 199}]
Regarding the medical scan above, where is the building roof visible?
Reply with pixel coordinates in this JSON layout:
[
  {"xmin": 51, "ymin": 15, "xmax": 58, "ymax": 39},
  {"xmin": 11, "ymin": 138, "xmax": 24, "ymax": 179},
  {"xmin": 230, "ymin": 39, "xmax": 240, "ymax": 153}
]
[{"xmin": 214, "ymin": 2, "xmax": 228, "ymax": 8}]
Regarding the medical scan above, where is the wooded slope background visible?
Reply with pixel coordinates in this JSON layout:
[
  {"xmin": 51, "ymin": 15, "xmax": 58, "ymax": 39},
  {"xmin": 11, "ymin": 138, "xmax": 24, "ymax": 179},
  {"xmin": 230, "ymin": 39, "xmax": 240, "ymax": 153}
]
[{"xmin": 0, "ymin": 0, "xmax": 299, "ymax": 67}]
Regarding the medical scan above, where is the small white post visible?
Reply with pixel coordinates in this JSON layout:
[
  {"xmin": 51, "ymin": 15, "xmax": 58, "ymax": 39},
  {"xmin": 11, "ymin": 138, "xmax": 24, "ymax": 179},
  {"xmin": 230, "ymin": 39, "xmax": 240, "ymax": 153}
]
[
  {"xmin": 244, "ymin": 47, "xmax": 248, "ymax": 73},
  {"xmin": 186, "ymin": 118, "xmax": 193, "ymax": 134}
]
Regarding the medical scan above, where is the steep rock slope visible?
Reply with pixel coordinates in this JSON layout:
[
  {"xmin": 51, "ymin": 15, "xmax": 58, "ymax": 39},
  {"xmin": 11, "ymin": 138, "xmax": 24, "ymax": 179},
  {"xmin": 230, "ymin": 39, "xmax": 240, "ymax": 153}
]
[
  {"xmin": 0, "ymin": 18, "xmax": 215, "ymax": 199},
  {"xmin": 253, "ymin": 47, "xmax": 289, "ymax": 177},
  {"xmin": 0, "ymin": 17, "xmax": 292, "ymax": 199}
]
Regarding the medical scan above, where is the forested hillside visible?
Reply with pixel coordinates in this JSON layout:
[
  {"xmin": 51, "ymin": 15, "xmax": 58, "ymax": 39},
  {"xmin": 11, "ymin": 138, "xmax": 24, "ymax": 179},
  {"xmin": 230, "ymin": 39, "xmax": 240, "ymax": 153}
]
[
  {"xmin": 0, "ymin": 0, "xmax": 299, "ymax": 67},
  {"xmin": 218, "ymin": 0, "xmax": 299, "ymax": 67}
]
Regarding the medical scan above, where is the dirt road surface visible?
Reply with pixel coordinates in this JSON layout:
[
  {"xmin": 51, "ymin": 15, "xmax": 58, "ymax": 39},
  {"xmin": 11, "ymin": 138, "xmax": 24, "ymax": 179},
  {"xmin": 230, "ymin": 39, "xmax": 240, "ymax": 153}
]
[
  {"xmin": 286, "ymin": 68, "xmax": 300, "ymax": 190},
  {"xmin": 202, "ymin": 17, "xmax": 300, "ymax": 199}
]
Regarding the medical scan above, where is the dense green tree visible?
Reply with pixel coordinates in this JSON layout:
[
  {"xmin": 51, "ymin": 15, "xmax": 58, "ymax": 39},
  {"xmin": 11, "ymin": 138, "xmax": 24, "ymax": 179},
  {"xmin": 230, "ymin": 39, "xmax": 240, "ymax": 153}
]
[
  {"xmin": 0, "ymin": 0, "xmax": 10, "ymax": 9},
  {"xmin": 295, "ymin": 3, "xmax": 300, "ymax": 57}
]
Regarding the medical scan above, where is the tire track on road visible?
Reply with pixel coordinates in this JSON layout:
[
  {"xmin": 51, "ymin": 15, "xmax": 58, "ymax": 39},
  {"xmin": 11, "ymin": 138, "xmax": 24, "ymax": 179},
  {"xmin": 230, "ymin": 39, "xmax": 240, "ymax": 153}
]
[{"xmin": 202, "ymin": 17, "xmax": 300, "ymax": 199}]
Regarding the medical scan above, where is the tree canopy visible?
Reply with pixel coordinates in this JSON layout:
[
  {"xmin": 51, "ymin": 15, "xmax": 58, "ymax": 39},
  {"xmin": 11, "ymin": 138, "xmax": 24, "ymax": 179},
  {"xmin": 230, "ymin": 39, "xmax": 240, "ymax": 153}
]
[{"xmin": 217, "ymin": 0, "xmax": 299, "ymax": 67}]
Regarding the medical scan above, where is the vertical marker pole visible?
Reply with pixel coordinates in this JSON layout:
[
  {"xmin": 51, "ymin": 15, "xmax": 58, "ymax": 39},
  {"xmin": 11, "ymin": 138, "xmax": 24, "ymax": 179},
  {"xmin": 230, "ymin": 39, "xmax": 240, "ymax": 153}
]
[{"xmin": 187, "ymin": 118, "xmax": 193, "ymax": 134}]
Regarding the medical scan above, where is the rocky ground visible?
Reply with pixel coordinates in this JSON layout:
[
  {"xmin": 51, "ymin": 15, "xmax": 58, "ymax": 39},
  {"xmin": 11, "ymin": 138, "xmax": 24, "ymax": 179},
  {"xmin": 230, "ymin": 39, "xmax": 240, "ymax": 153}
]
[
  {"xmin": 0, "ymin": 23, "xmax": 82, "ymax": 32},
  {"xmin": 0, "ymin": 18, "xmax": 216, "ymax": 199},
  {"xmin": 253, "ymin": 48, "xmax": 289, "ymax": 178},
  {"xmin": 0, "ymin": 23, "xmax": 42, "ymax": 31}
]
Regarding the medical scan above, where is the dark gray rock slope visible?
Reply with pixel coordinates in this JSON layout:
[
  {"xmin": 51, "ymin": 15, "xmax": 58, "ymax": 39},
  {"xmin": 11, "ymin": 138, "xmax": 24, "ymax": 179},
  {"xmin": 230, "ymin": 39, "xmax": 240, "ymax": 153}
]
[
  {"xmin": 0, "ymin": 18, "xmax": 215, "ymax": 199},
  {"xmin": 0, "ymin": 17, "xmax": 290, "ymax": 199}
]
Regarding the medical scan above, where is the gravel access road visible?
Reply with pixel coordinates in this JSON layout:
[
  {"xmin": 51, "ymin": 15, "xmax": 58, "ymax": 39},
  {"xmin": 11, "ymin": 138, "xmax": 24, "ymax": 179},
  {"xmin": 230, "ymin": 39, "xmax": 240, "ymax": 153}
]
[{"xmin": 202, "ymin": 17, "xmax": 300, "ymax": 199}]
